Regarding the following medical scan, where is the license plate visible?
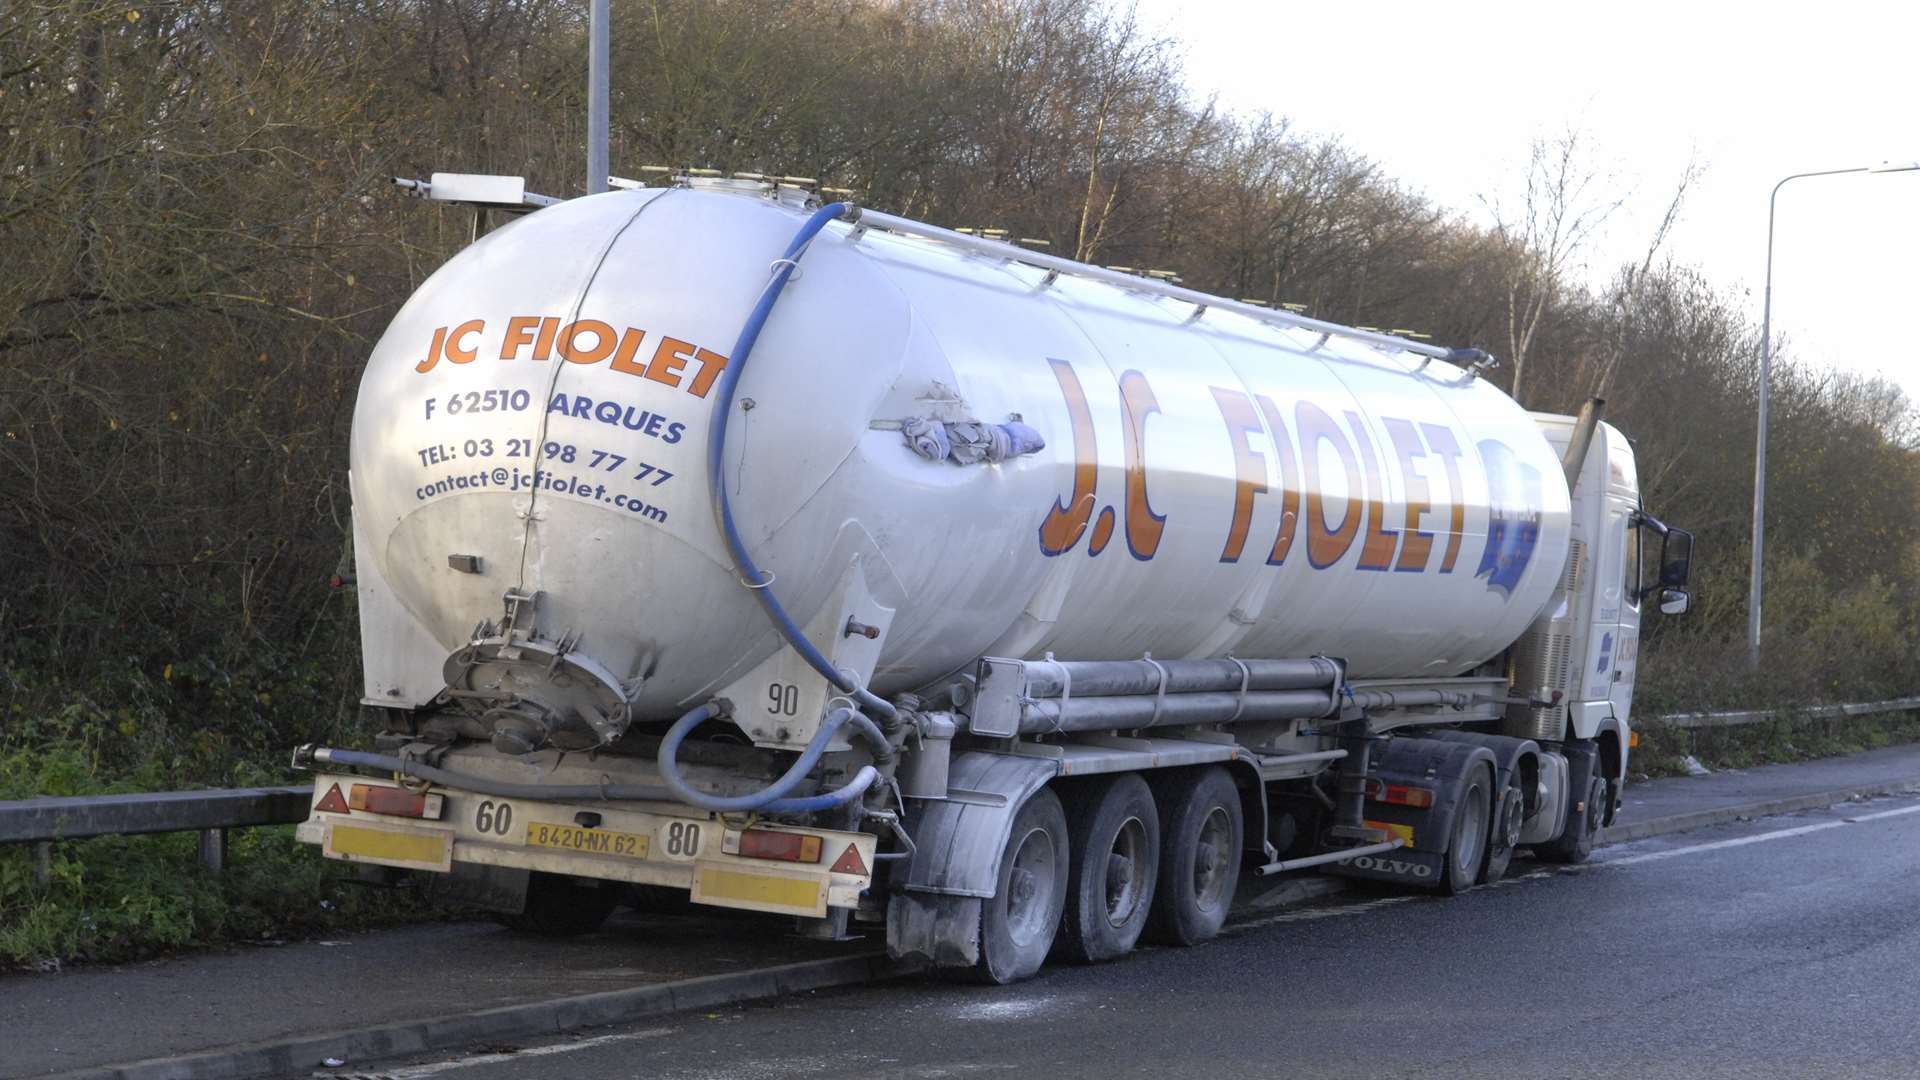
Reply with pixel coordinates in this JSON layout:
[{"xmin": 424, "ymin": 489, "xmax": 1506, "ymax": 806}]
[
  {"xmin": 326, "ymin": 822, "xmax": 453, "ymax": 871},
  {"xmin": 525, "ymin": 821, "xmax": 651, "ymax": 859}
]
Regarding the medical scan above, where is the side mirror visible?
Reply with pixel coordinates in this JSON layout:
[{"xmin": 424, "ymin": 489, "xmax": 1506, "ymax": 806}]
[
  {"xmin": 1658, "ymin": 588, "xmax": 1691, "ymax": 617},
  {"xmin": 1658, "ymin": 528, "xmax": 1694, "ymax": 588}
]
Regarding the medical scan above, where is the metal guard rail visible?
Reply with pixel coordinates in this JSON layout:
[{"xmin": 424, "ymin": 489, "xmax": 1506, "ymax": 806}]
[
  {"xmin": 0, "ymin": 784, "xmax": 310, "ymax": 879},
  {"xmin": 1652, "ymin": 695, "xmax": 1920, "ymax": 731}
]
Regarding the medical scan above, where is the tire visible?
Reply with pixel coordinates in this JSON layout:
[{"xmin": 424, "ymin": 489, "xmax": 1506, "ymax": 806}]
[
  {"xmin": 1440, "ymin": 767, "xmax": 1491, "ymax": 896},
  {"xmin": 972, "ymin": 787, "xmax": 1070, "ymax": 985},
  {"xmin": 1057, "ymin": 774, "xmax": 1160, "ymax": 963},
  {"xmin": 1147, "ymin": 767, "xmax": 1243, "ymax": 947},
  {"xmin": 1536, "ymin": 772, "xmax": 1605, "ymax": 865},
  {"xmin": 1479, "ymin": 768, "xmax": 1526, "ymax": 885},
  {"xmin": 496, "ymin": 872, "xmax": 619, "ymax": 937}
]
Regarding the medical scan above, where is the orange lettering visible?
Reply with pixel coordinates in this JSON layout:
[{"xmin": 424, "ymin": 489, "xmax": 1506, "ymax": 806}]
[
  {"xmin": 644, "ymin": 336, "xmax": 692, "ymax": 388},
  {"xmin": 608, "ymin": 328, "xmax": 648, "ymax": 376},
  {"xmin": 1297, "ymin": 401, "xmax": 1362, "ymax": 569},
  {"xmin": 500, "ymin": 316, "xmax": 541, "ymax": 360},
  {"xmin": 688, "ymin": 347, "xmax": 730, "ymax": 398},
  {"xmin": 1118, "ymin": 369, "xmax": 1165, "ymax": 561},
  {"xmin": 531, "ymin": 316, "xmax": 560, "ymax": 361},
  {"xmin": 1385, "ymin": 418, "xmax": 1434, "ymax": 572},
  {"xmin": 1038, "ymin": 358, "xmax": 1098, "ymax": 555},
  {"xmin": 559, "ymin": 319, "xmax": 617, "ymax": 364},
  {"xmin": 415, "ymin": 325, "xmax": 447, "ymax": 373},
  {"xmin": 1348, "ymin": 411, "xmax": 1396, "ymax": 571},
  {"xmin": 1254, "ymin": 394, "xmax": 1302, "ymax": 566},
  {"xmin": 1211, "ymin": 387, "xmax": 1266, "ymax": 564},
  {"xmin": 445, "ymin": 319, "xmax": 483, "ymax": 364},
  {"xmin": 1420, "ymin": 423, "xmax": 1467, "ymax": 573}
]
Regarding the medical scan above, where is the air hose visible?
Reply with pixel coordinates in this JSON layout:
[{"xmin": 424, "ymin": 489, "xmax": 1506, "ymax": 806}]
[
  {"xmin": 706, "ymin": 200, "xmax": 899, "ymax": 727},
  {"xmin": 300, "ymin": 705, "xmax": 886, "ymax": 814},
  {"xmin": 656, "ymin": 702, "xmax": 890, "ymax": 813}
]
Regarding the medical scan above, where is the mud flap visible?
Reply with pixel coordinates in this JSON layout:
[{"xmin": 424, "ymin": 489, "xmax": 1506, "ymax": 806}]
[{"xmin": 886, "ymin": 892, "xmax": 984, "ymax": 967}]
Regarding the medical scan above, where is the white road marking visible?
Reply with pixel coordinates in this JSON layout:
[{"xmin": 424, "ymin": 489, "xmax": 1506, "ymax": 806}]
[
  {"xmin": 1604, "ymin": 799, "xmax": 1920, "ymax": 867},
  {"xmin": 1846, "ymin": 803, "xmax": 1920, "ymax": 823},
  {"xmin": 1229, "ymin": 799, "xmax": 1920, "ymax": 930},
  {"xmin": 330, "ymin": 1026, "xmax": 676, "ymax": 1078}
]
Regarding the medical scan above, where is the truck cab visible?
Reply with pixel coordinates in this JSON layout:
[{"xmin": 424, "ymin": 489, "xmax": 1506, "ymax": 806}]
[{"xmin": 1526, "ymin": 413, "xmax": 1694, "ymax": 813}]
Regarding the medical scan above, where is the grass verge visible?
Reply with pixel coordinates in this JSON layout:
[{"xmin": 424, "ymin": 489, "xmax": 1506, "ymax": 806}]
[{"xmin": 1633, "ymin": 710, "xmax": 1920, "ymax": 780}]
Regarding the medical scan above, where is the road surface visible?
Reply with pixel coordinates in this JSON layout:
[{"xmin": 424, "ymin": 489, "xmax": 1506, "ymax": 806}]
[{"xmin": 326, "ymin": 793, "xmax": 1920, "ymax": 1080}]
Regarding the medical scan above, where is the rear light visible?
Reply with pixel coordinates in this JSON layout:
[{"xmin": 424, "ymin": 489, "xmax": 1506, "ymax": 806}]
[
  {"xmin": 1366, "ymin": 780, "xmax": 1436, "ymax": 809},
  {"xmin": 737, "ymin": 829, "xmax": 823, "ymax": 864},
  {"xmin": 348, "ymin": 783, "xmax": 444, "ymax": 820}
]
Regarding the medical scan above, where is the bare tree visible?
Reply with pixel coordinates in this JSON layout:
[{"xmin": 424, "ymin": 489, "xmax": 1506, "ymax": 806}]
[{"xmin": 1481, "ymin": 125, "xmax": 1624, "ymax": 404}]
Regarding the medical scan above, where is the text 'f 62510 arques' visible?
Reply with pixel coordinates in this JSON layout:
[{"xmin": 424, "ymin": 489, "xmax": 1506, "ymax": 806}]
[{"xmin": 294, "ymin": 171, "xmax": 1696, "ymax": 981}]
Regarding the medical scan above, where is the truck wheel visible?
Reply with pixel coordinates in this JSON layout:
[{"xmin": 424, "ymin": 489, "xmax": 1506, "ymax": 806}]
[
  {"xmin": 973, "ymin": 787, "xmax": 1070, "ymax": 984},
  {"xmin": 496, "ymin": 872, "xmax": 619, "ymax": 937},
  {"xmin": 1536, "ymin": 773, "xmax": 1605, "ymax": 865},
  {"xmin": 1439, "ymin": 767, "xmax": 1491, "ymax": 896},
  {"xmin": 1479, "ymin": 770, "xmax": 1526, "ymax": 884},
  {"xmin": 1147, "ymin": 767, "xmax": 1243, "ymax": 947},
  {"xmin": 1058, "ymin": 774, "xmax": 1160, "ymax": 963}
]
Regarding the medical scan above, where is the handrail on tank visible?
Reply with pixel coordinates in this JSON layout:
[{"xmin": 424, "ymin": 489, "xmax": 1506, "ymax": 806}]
[{"xmin": 843, "ymin": 206, "xmax": 1495, "ymax": 371}]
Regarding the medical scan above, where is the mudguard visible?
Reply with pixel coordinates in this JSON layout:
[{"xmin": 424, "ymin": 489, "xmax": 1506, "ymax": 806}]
[
  {"xmin": 886, "ymin": 750, "xmax": 1057, "ymax": 967},
  {"xmin": 895, "ymin": 750, "xmax": 1058, "ymax": 898},
  {"xmin": 1324, "ymin": 736, "xmax": 1496, "ymax": 887},
  {"xmin": 1426, "ymin": 729, "xmax": 1541, "ymax": 832}
]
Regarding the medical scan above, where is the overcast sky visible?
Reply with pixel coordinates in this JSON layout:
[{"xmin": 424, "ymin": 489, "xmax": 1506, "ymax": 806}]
[{"xmin": 1133, "ymin": 0, "xmax": 1920, "ymax": 403}]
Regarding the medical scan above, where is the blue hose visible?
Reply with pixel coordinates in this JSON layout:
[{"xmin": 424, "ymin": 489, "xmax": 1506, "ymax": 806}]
[
  {"xmin": 658, "ymin": 703, "xmax": 888, "ymax": 813},
  {"xmin": 706, "ymin": 201, "xmax": 897, "ymax": 724}
]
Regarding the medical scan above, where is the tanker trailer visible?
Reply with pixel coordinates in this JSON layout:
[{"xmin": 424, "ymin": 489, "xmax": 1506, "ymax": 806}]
[{"xmin": 293, "ymin": 172, "xmax": 1695, "ymax": 982}]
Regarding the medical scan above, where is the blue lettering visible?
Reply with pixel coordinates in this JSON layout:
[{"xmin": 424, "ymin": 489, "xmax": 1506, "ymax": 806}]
[{"xmin": 664, "ymin": 422, "xmax": 686, "ymax": 445}]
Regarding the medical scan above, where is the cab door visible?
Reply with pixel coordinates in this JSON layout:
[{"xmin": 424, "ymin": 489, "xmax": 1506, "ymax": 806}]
[{"xmin": 1604, "ymin": 500, "xmax": 1643, "ymax": 728}]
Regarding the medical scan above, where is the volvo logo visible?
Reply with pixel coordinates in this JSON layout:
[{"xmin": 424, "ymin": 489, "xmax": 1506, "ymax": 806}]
[{"xmin": 1350, "ymin": 855, "xmax": 1434, "ymax": 879}]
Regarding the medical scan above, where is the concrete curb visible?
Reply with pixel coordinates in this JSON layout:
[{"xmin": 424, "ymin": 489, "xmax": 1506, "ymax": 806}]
[
  {"xmin": 1596, "ymin": 777, "xmax": 1920, "ymax": 845},
  {"xmin": 43, "ymin": 774, "xmax": 1920, "ymax": 1080},
  {"xmin": 38, "ymin": 952, "xmax": 913, "ymax": 1080}
]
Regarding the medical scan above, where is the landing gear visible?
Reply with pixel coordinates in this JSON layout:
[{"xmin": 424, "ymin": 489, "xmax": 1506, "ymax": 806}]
[
  {"xmin": 973, "ymin": 787, "xmax": 1070, "ymax": 984},
  {"xmin": 1058, "ymin": 774, "xmax": 1160, "ymax": 963},
  {"xmin": 1148, "ymin": 767, "xmax": 1243, "ymax": 947},
  {"xmin": 496, "ymin": 871, "xmax": 619, "ymax": 937}
]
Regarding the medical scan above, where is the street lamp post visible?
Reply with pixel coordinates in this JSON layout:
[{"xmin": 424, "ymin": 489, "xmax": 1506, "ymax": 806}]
[{"xmin": 1747, "ymin": 161, "xmax": 1920, "ymax": 669}]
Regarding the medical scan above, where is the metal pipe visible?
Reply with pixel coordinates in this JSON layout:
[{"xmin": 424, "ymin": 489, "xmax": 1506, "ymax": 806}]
[
  {"xmin": 1019, "ymin": 656, "xmax": 1339, "ymax": 699},
  {"xmin": 847, "ymin": 208, "xmax": 1485, "ymax": 366},
  {"xmin": 1254, "ymin": 838, "xmax": 1405, "ymax": 877},
  {"xmin": 1346, "ymin": 689, "xmax": 1474, "ymax": 710},
  {"xmin": 1252, "ymin": 749, "xmax": 1349, "ymax": 768},
  {"xmin": 586, "ymin": 0, "xmax": 609, "ymax": 195},
  {"xmin": 1017, "ymin": 689, "xmax": 1335, "ymax": 735},
  {"xmin": 308, "ymin": 747, "xmax": 673, "ymax": 803},
  {"xmin": 1560, "ymin": 397, "xmax": 1605, "ymax": 493}
]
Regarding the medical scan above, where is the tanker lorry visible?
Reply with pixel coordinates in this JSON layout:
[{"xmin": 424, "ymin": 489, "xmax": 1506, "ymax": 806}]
[{"xmin": 292, "ymin": 171, "xmax": 1695, "ymax": 982}]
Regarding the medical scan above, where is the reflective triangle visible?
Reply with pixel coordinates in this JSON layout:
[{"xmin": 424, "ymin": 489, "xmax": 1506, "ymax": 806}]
[
  {"xmin": 829, "ymin": 842, "xmax": 867, "ymax": 877},
  {"xmin": 313, "ymin": 782, "xmax": 350, "ymax": 815}
]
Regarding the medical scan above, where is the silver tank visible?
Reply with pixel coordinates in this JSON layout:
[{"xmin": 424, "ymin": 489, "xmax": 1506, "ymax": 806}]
[{"xmin": 350, "ymin": 185, "xmax": 1570, "ymax": 745}]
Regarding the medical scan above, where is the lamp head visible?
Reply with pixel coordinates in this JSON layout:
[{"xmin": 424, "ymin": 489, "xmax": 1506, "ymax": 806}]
[{"xmin": 1867, "ymin": 160, "xmax": 1920, "ymax": 173}]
